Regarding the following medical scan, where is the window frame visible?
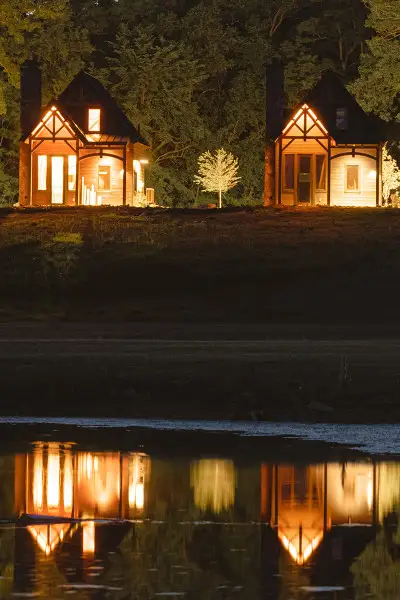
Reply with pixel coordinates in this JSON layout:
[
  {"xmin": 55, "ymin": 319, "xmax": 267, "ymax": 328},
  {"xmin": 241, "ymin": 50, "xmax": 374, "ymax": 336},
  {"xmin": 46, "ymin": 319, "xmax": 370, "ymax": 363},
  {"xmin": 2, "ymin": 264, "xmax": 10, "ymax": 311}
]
[
  {"xmin": 37, "ymin": 155, "xmax": 47, "ymax": 191},
  {"xmin": 283, "ymin": 153, "xmax": 295, "ymax": 191},
  {"xmin": 68, "ymin": 155, "xmax": 77, "ymax": 191},
  {"xmin": 345, "ymin": 164, "xmax": 361, "ymax": 193},
  {"xmin": 315, "ymin": 154, "xmax": 327, "ymax": 191},
  {"xmin": 88, "ymin": 108, "xmax": 101, "ymax": 133},
  {"xmin": 98, "ymin": 164, "xmax": 111, "ymax": 191},
  {"xmin": 336, "ymin": 107, "xmax": 348, "ymax": 131}
]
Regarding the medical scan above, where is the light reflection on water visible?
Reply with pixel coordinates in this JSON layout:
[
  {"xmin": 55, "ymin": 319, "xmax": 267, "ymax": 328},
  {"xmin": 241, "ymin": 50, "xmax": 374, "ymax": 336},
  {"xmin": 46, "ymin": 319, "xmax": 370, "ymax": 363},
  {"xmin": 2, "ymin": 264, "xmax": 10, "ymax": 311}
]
[{"xmin": 0, "ymin": 440, "xmax": 397, "ymax": 598}]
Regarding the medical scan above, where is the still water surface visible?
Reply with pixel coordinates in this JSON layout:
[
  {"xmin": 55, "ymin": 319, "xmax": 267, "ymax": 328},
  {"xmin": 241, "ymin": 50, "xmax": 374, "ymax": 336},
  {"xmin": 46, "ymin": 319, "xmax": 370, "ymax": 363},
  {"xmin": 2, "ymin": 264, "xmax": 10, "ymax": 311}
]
[{"xmin": 0, "ymin": 427, "xmax": 399, "ymax": 599}]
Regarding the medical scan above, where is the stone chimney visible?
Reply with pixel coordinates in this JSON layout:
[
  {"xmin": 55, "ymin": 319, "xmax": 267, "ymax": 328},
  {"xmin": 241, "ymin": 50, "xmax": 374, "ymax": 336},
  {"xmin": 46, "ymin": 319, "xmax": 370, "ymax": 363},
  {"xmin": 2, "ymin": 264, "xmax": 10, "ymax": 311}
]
[
  {"xmin": 266, "ymin": 58, "xmax": 284, "ymax": 141},
  {"xmin": 20, "ymin": 60, "xmax": 42, "ymax": 139}
]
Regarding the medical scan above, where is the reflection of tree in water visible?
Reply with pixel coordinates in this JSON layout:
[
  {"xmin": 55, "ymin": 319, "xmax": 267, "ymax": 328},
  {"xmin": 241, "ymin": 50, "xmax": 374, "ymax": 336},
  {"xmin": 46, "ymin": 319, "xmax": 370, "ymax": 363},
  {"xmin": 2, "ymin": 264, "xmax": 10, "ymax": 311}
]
[
  {"xmin": 190, "ymin": 460, "xmax": 236, "ymax": 514},
  {"xmin": 107, "ymin": 520, "xmax": 260, "ymax": 600},
  {"xmin": 352, "ymin": 508, "xmax": 400, "ymax": 599}
]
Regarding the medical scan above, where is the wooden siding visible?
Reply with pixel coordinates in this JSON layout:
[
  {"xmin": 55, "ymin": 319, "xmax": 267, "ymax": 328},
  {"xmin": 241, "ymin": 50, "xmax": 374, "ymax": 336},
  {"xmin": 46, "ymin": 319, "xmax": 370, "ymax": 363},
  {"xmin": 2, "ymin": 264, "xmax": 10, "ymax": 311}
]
[
  {"xmin": 79, "ymin": 149, "xmax": 124, "ymax": 206},
  {"xmin": 330, "ymin": 147, "xmax": 378, "ymax": 207},
  {"xmin": 19, "ymin": 143, "xmax": 30, "ymax": 206}
]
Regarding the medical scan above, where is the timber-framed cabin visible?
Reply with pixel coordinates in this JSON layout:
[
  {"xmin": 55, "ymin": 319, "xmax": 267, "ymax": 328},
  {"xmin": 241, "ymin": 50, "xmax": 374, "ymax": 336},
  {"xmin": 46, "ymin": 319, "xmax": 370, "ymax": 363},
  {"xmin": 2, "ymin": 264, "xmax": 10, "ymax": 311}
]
[
  {"xmin": 265, "ymin": 68, "xmax": 387, "ymax": 207},
  {"xmin": 19, "ymin": 61, "xmax": 151, "ymax": 207}
]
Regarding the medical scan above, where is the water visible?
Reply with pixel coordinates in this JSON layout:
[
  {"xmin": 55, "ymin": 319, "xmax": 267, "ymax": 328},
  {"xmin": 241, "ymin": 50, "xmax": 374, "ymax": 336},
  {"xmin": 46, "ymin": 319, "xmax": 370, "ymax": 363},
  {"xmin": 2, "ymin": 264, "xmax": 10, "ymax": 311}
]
[{"xmin": 0, "ymin": 424, "xmax": 399, "ymax": 599}]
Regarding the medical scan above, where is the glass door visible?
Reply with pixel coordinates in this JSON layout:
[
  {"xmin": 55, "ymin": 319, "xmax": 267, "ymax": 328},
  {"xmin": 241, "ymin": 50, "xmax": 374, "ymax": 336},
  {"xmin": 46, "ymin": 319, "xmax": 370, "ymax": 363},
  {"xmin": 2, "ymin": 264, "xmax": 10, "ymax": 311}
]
[
  {"xmin": 297, "ymin": 155, "xmax": 312, "ymax": 203},
  {"xmin": 51, "ymin": 157, "xmax": 64, "ymax": 204}
]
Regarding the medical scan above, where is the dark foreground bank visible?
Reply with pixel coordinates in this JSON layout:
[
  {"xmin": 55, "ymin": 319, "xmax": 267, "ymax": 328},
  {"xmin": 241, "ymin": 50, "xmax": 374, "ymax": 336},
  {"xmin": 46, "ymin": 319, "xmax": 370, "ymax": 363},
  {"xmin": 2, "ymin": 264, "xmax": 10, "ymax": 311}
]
[
  {"xmin": 2, "ymin": 206, "xmax": 400, "ymax": 323},
  {"xmin": 2, "ymin": 323, "xmax": 400, "ymax": 423}
]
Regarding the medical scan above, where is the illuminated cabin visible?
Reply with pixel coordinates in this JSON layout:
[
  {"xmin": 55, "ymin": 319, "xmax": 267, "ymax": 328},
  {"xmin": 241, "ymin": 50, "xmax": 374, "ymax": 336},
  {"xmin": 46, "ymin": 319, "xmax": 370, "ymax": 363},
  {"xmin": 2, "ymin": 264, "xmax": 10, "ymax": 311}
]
[
  {"xmin": 14, "ymin": 443, "xmax": 150, "ymax": 556},
  {"xmin": 265, "ymin": 69, "xmax": 387, "ymax": 207},
  {"xmin": 19, "ymin": 61, "xmax": 152, "ymax": 207}
]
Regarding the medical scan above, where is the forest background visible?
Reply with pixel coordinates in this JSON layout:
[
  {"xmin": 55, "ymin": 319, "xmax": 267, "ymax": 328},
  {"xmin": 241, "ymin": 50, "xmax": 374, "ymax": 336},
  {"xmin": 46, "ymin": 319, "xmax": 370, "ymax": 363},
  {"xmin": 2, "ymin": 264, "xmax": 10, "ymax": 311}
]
[{"xmin": 0, "ymin": 0, "xmax": 398, "ymax": 207}]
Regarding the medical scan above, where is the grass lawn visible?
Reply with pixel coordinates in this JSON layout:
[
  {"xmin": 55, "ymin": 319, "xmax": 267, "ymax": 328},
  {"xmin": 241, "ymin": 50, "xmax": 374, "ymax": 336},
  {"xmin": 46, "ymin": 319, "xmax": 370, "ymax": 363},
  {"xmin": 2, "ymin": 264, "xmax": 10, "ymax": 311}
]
[{"xmin": 1, "ymin": 204, "xmax": 400, "ymax": 323}]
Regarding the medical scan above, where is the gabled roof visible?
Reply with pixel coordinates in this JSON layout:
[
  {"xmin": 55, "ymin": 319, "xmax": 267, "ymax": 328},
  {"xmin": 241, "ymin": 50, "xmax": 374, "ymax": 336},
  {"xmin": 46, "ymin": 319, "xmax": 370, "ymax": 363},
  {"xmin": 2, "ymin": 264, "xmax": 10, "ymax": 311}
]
[
  {"xmin": 299, "ymin": 71, "xmax": 387, "ymax": 144},
  {"xmin": 56, "ymin": 71, "xmax": 148, "ymax": 146}
]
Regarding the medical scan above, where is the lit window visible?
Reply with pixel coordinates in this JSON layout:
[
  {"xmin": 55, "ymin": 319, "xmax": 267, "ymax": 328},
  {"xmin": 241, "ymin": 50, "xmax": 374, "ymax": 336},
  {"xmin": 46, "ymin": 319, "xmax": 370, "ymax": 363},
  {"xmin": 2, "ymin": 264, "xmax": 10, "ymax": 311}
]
[
  {"xmin": 316, "ymin": 155, "xmax": 327, "ymax": 190},
  {"xmin": 68, "ymin": 155, "xmax": 76, "ymax": 191},
  {"xmin": 98, "ymin": 165, "xmax": 111, "ymax": 190},
  {"xmin": 37, "ymin": 155, "xmax": 47, "ymax": 190},
  {"xmin": 283, "ymin": 154, "xmax": 294, "ymax": 190},
  {"xmin": 346, "ymin": 165, "xmax": 360, "ymax": 191},
  {"xmin": 336, "ymin": 107, "xmax": 348, "ymax": 130},
  {"xmin": 88, "ymin": 108, "xmax": 101, "ymax": 132}
]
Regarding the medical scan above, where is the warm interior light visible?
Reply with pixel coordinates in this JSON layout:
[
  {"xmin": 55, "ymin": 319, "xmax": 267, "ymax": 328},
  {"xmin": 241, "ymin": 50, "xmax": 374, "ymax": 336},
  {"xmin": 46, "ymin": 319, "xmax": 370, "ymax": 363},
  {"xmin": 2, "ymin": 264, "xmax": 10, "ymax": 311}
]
[
  {"xmin": 129, "ymin": 454, "xmax": 147, "ymax": 510},
  {"xmin": 33, "ymin": 450, "xmax": 43, "ymax": 509},
  {"xmin": 88, "ymin": 108, "xmax": 101, "ymax": 132},
  {"xmin": 47, "ymin": 451, "xmax": 60, "ymax": 508},
  {"xmin": 278, "ymin": 530, "xmax": 324, "ymax": 565},
  {"xmin": 139, "ymin": 159, "xmax": 149, "ymax": 164},
  {"xmin": 68, "ymin": 155, "xmax": 77, "ymax": 191},
  {"xmin": 82, "ymin": 521, "xmax": 95, "ymax": 554},
  {"xmin": 37, "ymin": 155, "xmax": 47, "ymax": 191},
  {"xmin": 51, "ymin": 156, "xmax": 64, "ymax": 204},
  {"xmin": 368, "ymin": 169, "xmax": 377, "ymax": 179},
  {"xmin": 28, "ymin": 524, "xmax": 70, "ymax": 556},
  {"xmin": 64, "ymin": 453, "xmax": 73, "ymax": 510}
]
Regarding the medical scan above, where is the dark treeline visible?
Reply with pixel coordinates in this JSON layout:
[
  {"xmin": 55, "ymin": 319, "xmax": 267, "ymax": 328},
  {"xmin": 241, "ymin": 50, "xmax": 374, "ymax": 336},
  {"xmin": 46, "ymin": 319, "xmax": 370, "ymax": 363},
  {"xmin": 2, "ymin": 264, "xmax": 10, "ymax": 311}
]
[{"xmin": 0, "ymin": 0, "xmax": 398, "ymax": 206}]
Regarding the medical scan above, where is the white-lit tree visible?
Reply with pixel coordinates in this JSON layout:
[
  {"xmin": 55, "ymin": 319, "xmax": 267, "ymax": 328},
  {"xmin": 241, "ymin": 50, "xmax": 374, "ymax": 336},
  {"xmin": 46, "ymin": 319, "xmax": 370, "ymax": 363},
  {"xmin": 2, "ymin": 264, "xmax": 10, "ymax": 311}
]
[
  {"xmin": 382, "ymin": 144, "xmax": 400, "ymax": 203},
  {"xmin": 194, "ymin": 148, "xmax": 240, "ymax": 208}
]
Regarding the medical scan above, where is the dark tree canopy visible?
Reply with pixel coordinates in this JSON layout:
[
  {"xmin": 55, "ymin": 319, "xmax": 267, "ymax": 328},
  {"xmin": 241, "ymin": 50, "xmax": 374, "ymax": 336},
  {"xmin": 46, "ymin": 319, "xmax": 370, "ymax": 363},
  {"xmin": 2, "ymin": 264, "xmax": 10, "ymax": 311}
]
[{"xmin": 0, "ymin": 0, "xmax": 398, "ymax": 205}]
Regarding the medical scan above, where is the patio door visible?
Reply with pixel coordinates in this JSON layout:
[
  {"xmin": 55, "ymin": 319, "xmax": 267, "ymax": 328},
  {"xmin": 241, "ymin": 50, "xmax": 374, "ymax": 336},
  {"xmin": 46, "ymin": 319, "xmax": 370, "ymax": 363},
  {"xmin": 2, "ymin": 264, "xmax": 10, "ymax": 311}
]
[
  {"xmin": 298, "ymin": 155, "xmax": 312, "ymax": 203},
  {"xmin": 51, "ymin": 157, "xmax": 64, "ymax": 204}
]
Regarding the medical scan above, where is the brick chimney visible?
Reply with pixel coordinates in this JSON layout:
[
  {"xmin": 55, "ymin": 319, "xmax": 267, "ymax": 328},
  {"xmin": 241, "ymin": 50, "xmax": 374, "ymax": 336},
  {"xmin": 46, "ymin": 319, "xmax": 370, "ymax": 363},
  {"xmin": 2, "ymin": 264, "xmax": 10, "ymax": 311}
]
[
  {"xmin": 20, "ymin": 60, "xmax": 42, "ymax": 139},
  {"xmin": 264, "ymin": 59, "xmax": 284, "ymax": 205}
]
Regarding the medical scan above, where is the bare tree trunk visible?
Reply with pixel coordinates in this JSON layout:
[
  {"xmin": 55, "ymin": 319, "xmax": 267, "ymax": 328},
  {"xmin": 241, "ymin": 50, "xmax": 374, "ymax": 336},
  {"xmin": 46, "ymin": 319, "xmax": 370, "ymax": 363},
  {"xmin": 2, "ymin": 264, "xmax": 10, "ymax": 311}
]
[{"xmin": 219, "ymin": 189, "xmax": 222, "ymax": 209}]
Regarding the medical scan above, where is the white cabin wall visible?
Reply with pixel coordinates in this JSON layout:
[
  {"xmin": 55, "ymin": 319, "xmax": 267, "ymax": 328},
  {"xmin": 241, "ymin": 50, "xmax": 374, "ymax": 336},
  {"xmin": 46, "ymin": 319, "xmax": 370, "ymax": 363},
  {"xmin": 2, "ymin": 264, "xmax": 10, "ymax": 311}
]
[{"xmin": 330, "ymin": 147, "xmax": 377, "ymax": 207}]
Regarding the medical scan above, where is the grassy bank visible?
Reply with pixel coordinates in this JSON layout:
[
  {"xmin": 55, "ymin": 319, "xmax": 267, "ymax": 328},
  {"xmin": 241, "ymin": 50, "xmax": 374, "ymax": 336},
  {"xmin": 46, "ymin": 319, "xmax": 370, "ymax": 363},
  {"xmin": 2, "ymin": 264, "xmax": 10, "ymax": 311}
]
[{"xmin": 1, "ymin": 205, "xmax": 400, "ymax": 323}]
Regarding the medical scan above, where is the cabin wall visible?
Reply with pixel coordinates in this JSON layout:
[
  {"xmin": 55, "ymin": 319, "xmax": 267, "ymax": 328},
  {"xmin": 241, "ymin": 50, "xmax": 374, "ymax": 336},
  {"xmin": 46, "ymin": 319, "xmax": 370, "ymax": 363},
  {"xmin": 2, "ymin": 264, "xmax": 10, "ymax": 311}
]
[
  {"xmin": 330, "ymin": 147, "xmax": 378, "ymax": 207},
  {"xmin": 79, "ymin": 149, "xmax": 124, "ymax": 206},
  {"xmin": 19, "ymin": 143, "xmax": 30, "ymax": 206},
  {"xmin": 126, "ymin": 144, "xmax": 134, "ymax": 205}
]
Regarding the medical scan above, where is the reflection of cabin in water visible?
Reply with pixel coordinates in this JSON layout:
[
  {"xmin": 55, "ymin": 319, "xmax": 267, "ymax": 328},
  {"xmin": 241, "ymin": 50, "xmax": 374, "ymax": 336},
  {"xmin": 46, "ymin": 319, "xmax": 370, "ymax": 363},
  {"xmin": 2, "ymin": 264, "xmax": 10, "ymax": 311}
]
[
  {"xmin": 9, "ymin": 444, "xmax": 400, "ymax": 598},
  {"xmin": 261, "ymin": 462, "xmax": 377, "ymax": 566},
  {"xmin": 15, "ymin": 443, "xmax": 150, "ymax": 556}
]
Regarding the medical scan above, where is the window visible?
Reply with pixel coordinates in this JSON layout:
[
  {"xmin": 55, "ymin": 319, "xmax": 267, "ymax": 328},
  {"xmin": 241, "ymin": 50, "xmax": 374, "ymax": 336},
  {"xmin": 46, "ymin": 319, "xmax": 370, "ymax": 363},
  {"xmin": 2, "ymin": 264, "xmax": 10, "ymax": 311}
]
[
  {"xmin": 37, "ymin": 155, "xmax": 47, "ymax": 190},
  {"xmin": 98, "ymin": 165, "xmax": 111, "ymax": 190},
  {"xmin": 283, "ymin": 154, "xmax": 295, "ymax": 189},
  {"xmin": 68, "ymin": 155, "xmax": 76, "ymax": 191},
  {"xmin": 346, "ymin": 165, "xmax": 360, "ymax": 192},
  {"xmin": 51, "ymin": 156, "xmax": 64, "ymax": 204},
  {"xmin": 336, "ymin": 107, "xmax": 348, "ymax": 130},
  {"xmin": 88, "ymin": 108, "xmax": 101, "ymax": 132},
  {"xmin": 316, "ymin": 155, "xmax": 327, "ymax": 190}
]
